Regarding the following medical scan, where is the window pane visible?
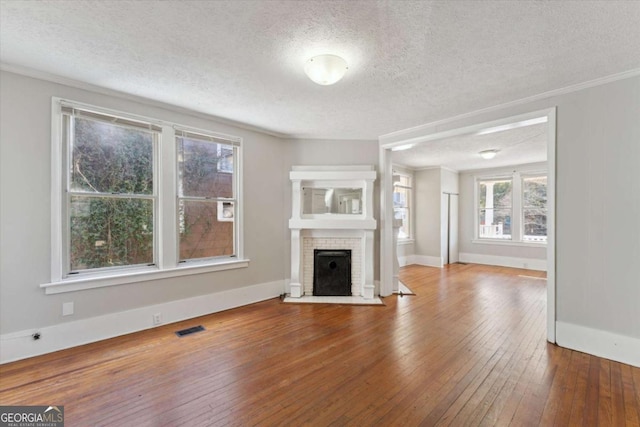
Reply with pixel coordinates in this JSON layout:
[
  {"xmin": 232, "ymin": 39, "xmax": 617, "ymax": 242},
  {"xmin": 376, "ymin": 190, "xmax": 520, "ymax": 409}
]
[
  {"xmin": 393, "ymin": 187, "xmax": 409, "ymax": 208},
  {"xmin": 69, "ymin": 196, "xmax": 153, "ymax": 270},
  {"xmin": 71, "ymin": 117, "xmax": 153, "ymax": 194},
  {"xmin": 523, "ymin": 208, "xmax": 547, "ymax": 241},
  {"xmin": 177, "ymin": 137, "xmax": 234, "ymax": 198},
  {"xmin": 479, "ymin": 179, "xmax": 512, "ymax": 209},
  {"xmin": 479, "ymin": 208, "xmax": 511, "ymax": 239},
  {"xmin": 179, "ymin": 200, "xmax": 234, "ymax": 260},
  {"xmin": 523, "ymin": 176, "xmax": 547, "ymax": 207},
  {"xmin": 394, "ymin": 207, "xmax": 410, "ymax": 239}
]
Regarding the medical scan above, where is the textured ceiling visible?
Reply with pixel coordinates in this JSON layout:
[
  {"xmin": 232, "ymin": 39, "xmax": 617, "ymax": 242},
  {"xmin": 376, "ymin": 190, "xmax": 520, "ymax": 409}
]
[
  {"xmin": 392, "ymin": 122, "xmax": 547, "ymax": 171},
  {"xmin": 1, "ymin": 0, "xmax": 639, "ymax": 140}
]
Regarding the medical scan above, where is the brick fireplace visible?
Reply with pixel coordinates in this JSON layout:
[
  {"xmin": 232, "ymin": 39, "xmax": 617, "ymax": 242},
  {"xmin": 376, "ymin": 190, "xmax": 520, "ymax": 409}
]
[{"xmin": 289, "ymin": 166, "xmax": 377, "ymax": 299}]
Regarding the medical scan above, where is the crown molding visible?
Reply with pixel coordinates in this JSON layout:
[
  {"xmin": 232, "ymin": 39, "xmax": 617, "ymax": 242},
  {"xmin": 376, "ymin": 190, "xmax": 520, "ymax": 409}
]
[
  {"xmin": 0, "ymin": 62, "xmax": 289, "ymax": 140},
  {"xmin": 379, "ymin": 68, "xmax": 640, "ymax": 144}
]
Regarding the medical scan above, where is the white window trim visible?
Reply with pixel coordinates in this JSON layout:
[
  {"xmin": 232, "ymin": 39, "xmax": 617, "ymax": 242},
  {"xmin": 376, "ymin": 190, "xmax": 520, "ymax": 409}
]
[
  {"xmin": 393, "ymin": 170, "xmax": 414, "ymax": 241},
  {"xmin": 45, "ymin": 98, "xmax": 248, "ymax": 294},
  {"xmin": 474, "ymin": 170, "xmax": 547, "ymax": 246}
]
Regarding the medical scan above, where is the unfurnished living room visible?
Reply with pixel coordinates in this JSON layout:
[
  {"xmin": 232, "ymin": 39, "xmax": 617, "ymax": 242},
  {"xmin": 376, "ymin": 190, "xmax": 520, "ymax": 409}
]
[{"xmin": 0, "ymin": 1, "xmax": 639, "ymax": 426}]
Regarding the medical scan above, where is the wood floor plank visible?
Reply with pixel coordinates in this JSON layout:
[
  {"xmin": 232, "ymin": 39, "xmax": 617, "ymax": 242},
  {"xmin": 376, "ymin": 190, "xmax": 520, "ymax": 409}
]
[{"xmin": 0, "ymin": 263, "xmax": 638, "ymax": 426}]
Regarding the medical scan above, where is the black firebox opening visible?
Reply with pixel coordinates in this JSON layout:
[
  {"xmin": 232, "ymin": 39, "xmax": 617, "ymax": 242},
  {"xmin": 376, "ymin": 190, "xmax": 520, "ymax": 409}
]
[{"xmin": 313, "ymin": 249, "xmax": 352, "ymax": 296}]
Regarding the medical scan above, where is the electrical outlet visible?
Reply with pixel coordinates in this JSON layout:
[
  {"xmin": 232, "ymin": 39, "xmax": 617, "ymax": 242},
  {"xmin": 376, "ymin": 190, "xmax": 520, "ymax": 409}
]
[
  {"xmin": 62, "ymin": 302, "xmax": 74, "ymax": 316},
  {"xmin": 153, "ymin": 313, "xmax": 162, "ymax": 325}
]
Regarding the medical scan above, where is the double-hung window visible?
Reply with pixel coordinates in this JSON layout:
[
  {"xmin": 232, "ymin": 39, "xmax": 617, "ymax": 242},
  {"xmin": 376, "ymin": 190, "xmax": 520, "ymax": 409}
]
[
  {"xmin": 522, "ymin": 175, "xmax": 548, "ymax": 242},
  {"xmin": 478, "ymin": 178, "xmax": 512, "ymax": 240},
  {"xmin": 49, "ymin": 99, "xmax": 245, "ymax": 292},
  {"xmin": 176, "ymin": 130, "xmax": 238, "ymax": 261},
  {"xmin": 63, "ymin": 106, "xmax": 160, "ymax": 272},
  {"xmin": 475, "ymin": 172, "xmax": 547, "ymax": 244},
  {"xmin": 393, "ymin": 173, "xmax": 412, "ymax": 240}
]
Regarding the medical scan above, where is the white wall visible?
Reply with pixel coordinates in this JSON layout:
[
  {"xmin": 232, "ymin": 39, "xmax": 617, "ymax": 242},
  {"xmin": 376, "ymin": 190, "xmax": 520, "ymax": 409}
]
[
  {"xmin": 458, "ymin": 163, "xmax": 547, "ymax": 269},
  {"xmin": 0, "ymin": 71, "xmax": 287, "ymax": 346}
]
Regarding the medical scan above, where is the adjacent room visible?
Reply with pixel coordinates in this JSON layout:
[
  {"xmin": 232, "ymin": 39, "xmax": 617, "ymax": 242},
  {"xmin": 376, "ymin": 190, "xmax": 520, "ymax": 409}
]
[{"xmin": 1, "ymin": 1, "xmax": 639, "ymax": 425}]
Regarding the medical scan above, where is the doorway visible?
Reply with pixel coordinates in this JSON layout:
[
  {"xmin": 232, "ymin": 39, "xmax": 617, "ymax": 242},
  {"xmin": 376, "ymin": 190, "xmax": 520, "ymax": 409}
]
[{"xmin": 379, "ymin": 108, "xmax": 556, "ymax": 343}]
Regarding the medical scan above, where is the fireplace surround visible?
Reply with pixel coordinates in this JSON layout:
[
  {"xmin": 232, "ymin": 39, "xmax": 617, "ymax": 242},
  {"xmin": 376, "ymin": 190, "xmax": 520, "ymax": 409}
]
[{"xmin": 289, "ymin": 166, "xmax": 377, "ymax": 299}]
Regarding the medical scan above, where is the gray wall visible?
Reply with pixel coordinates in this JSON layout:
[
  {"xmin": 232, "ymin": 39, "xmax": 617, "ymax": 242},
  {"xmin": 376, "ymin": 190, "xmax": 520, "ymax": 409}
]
[
  {"xmin": 0, "ymin": 71, "xmax": 288, "ymax": 334},
  {"xmin": 414, "ymin": 168, "xmax": 442, "ymax": 259},
  {"xmin": 458, "ymin": 163, "xmax": 547, "ymax": 261},
  {"xmin": 554, "ymin": 77, "xmax": 639, "ymax": 338}
]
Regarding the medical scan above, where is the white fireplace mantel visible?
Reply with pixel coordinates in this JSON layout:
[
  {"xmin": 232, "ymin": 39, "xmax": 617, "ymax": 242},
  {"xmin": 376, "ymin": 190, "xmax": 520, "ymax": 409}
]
[{"xmin": 289, "ymin": 166, "xmax": 377, "ymax": 299}]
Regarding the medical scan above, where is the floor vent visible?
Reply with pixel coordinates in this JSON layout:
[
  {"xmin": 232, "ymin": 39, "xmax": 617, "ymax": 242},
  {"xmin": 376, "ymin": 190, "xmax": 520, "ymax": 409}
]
[
  {"xmin": 175, "ymin": 325, "xmax": 205, "ymax": 337},
  {"xmin": 455, "ymin": 262, "xmax": 468, "ymax": 265}
]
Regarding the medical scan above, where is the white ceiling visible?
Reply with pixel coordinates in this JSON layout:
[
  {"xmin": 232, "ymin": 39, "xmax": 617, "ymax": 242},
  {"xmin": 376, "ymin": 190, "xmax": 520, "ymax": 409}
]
[
  {"xmin": 1, "ymin": 1, "xmax": 639, "ymax": 141},
  {"xmin": 392, "ymin": 121, "xmax": 547, "ymax": 171}
]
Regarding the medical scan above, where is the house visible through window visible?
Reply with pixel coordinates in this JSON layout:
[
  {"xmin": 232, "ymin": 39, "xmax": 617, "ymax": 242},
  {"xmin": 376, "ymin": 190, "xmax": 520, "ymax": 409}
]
[
  {"xmin": 56, "ymin": 101, "xmax": 242, "ymax": 281},
  {"xmin": 177, "ymin": 132, "xmax": 237, "ymax": 261},
  {"xmin": 393, "ymin": 173, "xmax": 412, "ymax": 240}
]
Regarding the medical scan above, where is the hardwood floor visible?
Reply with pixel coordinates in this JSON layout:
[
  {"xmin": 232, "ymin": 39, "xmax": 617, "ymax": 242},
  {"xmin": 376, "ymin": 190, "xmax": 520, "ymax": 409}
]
[{"xmin": 1, "ymin": 264, "xmax": 639, "ymax": 426}]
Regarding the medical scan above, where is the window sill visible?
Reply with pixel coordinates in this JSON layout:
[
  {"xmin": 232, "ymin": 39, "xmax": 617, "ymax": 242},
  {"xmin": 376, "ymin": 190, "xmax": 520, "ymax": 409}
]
[
  {"xmin": 397, "ymin": 239, "xmax": 415, "ymax": 245},
  {"xmin": 41, "ymin": 259, "xmax": 250, "ymax": 295},
  {"xmin": 472, "ymin": 239, "xmax": 547, "ymax": 248}
]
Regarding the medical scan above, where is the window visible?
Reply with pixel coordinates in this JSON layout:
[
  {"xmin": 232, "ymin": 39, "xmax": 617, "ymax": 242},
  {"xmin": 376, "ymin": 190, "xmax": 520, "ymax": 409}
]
[
  {"xmin": 522, "ymin": 175, "xmax": 547, "ymax": 242},
  {"xmin": 63, "ymin": 106, "xmax": 160, "ymax": 272},
  {"xmin": 51, "ymin": 100, "xmax": 244, "ymax": 289},
  {"xmin": 176, "ymin": 131, "xmax": 238, "ymax": 261},
  {"xmin": 478, "ymin": 178, "xmax": 512, "ymax": 239},
  {"xmin": 475, "ymin": 172, "xmax": 547, "ymax": 244},
  {"xmin": 393, "ymin": 173, "xmax": 412, "ymax": 240}
]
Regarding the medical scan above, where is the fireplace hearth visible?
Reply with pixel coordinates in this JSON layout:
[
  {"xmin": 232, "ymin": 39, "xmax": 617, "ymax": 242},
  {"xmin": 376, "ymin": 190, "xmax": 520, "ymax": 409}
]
[{"xmin": 314, "ymin": 250, "xmax": 352, "ymax": 296}]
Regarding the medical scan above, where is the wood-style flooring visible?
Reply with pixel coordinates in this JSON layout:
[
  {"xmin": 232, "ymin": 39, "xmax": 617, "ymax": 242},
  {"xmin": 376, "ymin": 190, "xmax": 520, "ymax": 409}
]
[{"xmin": 1, "ymin": 263, "xmax": 639, "ymax": 426}]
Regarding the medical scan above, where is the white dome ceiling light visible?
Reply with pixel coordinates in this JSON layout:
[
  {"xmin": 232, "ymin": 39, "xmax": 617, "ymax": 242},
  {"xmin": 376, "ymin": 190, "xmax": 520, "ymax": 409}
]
[
  {"xmin": 304, "ymin": 54, "xmax": 349, "ymax": 85},
  {"xmin": 479, "ymin": 149, "xmax": 499, "ymax": 160}
]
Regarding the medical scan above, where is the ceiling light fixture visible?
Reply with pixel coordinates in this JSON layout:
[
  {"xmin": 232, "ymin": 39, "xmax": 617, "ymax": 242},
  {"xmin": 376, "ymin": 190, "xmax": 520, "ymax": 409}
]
[
  {"xmin": 304, "ymin": 54, "xmax": 348, "ymax": 85},
  {"xmin": 479, "ymin": 149, "xmax": 499, "ymax": 160}
]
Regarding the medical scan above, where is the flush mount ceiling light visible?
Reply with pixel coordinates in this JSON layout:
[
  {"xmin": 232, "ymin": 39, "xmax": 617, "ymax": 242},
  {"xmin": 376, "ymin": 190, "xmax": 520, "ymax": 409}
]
[
  {"xmin": 479, "ymin": 149, "xmax": 499, "ymax": 160},
  {"xmin": 304, "ymin": 54, "xmax": 348, "ymax": 85}
]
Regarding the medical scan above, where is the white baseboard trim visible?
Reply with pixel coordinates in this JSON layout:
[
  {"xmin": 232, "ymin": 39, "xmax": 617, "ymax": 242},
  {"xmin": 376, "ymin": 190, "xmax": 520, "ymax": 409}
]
[
  {"xmin": 398, "ymin": 255, "xmax": 411, "ymax": 267},
  {"xmin": 0, "ymin": 280, "xmax": 284, "ymax": 364},
  {"xmin": 556, "ymin": 321, "xmax": 640, "ymax": 368},
  {"xmin": 409, "ymin": 255, "xmax": 442, "ymax": 268},
  {"xmin": 459, "ymin": 252, "xmax": 546, "ymax": 271}
]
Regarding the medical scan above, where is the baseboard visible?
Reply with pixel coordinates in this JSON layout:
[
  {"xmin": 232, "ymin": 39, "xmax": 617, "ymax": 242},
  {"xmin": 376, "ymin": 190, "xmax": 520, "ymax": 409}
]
[
  {"xmin": 409, "ymin": 255, "xmax": 442, "ymax": 268},
  {"xmin": 398, "ymin": 255, "xmax": 411, "ymax": 267},
  {"xmin": 0, "ymin": 280, "xmax": 284, "ymax": 364},
  {"xmin": 458, "ymin": 252, "xmax": 546, "ymax": 271},
  {"xmin": 556, "ymin": 321, "xmax": 640, "ymax": 368}
]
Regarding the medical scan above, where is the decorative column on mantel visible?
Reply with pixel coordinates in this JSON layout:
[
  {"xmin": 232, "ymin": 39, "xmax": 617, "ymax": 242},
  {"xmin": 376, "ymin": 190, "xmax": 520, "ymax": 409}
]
[{"xmin": 288, "ymin": 166, "xmax": 377, "ymax": 299}]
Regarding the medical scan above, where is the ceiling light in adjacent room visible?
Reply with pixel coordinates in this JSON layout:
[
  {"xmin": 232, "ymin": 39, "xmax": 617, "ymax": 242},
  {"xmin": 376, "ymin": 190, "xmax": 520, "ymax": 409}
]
[
  {"xmin": 304, "ymin": 54, "xmax": 348, "ymax": 85},
  {"xmin": 479, "ymin": 149, "xmax": 499, "ymax": 159}
]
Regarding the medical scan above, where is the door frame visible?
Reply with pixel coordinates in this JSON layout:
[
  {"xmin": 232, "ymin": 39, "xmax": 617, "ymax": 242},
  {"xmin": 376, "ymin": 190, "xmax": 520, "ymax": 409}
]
[{"xmin": 379, "ymin": 107, "xmax": 557, "ymax": 343}]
